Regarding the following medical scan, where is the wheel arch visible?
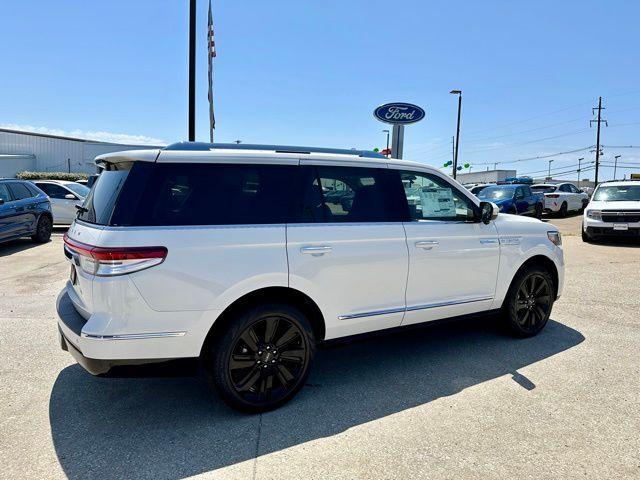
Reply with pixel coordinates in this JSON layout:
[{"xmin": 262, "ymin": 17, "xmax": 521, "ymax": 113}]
[
  {"xmin": 510, "ymin": 254, "xmax": 559, "ymax": 300},
  {"xmin": 199, "ymin": 286, "xmax": 326, "ymax": 358}
]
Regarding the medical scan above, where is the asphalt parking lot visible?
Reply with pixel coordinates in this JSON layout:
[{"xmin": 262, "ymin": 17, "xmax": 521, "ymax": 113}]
[{"xmin": 1, "ymin": 214, "xmax": 639, "ymax": 480}]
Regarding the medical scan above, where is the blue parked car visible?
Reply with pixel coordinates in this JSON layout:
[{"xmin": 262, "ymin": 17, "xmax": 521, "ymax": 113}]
[
  {"xmin": 0, "ymin": 179, "xmax": 53, "ymax": 245},
  {"xmin": 476, "ymin": 184, "xmax": 544, "ymax": 219}
]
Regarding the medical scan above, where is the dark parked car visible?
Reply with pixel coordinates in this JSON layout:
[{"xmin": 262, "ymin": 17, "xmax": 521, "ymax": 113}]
[
  {"xmin": 476, "ymin": 184, "xmax": 544, "ymax": 218},
  {"xmin": 0, "ymin": 179, "xmax": 53, "ymax": 245}
]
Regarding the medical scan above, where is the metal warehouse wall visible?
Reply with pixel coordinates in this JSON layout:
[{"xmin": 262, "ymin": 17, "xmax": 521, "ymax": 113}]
[
  {"xmin": 0, "ymin": 129, "xmax": 161, "ymax": 175},
  {"xmin": 0, "ymin": 154, "xmax": 36, "ymax": 178},
  {"xmin": 456, "ymin": 169, "xmax": 517, "ymax": 185}
]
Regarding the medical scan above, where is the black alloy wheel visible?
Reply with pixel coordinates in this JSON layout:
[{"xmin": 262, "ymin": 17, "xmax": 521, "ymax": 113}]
[
  {"xmin": 503, "ymin": 267, "xmax": 554, "ymax": 337},
  {"xmin": 535, "ymin": 203, "xmax": 543, "ymax": 220},
  {"xmin": 31, "ymin": 215, "xmax": 52, "ymax": 243},
  {"xmin": 208, "ymin": 304, "xmax": 314, "ymax": 412}
]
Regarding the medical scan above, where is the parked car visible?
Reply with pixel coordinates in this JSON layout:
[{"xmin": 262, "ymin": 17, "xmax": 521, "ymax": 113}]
[
  {"xmin": 476, "ymin": 184, "xmax": 544, "ymax": 218},
  {"xmin": 33, "ymin": 180, "xmax": 90, "ymax": 225},
  {"xmin": 531, "ymin": 183, "xmax": 589, "ymax": 217},
  {"xmin": 582, "ymin": 180, "xmax": 640, "ymax": 242},
  {"xmin": 57, "ymin": 143, "xmax": 564, "ymax": 412},
  {"xmin": 0, "ymin": 179, "xmax": 53, "ymax": 245}
]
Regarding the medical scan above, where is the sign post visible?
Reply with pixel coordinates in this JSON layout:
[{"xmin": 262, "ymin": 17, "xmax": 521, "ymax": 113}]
[{"xmin": 374, "ymin": 102, "xmax": 425, "ymax": 159}]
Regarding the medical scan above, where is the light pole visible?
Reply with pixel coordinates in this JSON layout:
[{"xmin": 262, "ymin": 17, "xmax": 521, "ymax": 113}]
[
  {"xmin": 450, "ymin": 90, "xmax": 462, "ymax": 179},
  {"xmin": 614, "ymin": 155, "xmax": 621, "ymax": 180},
  {"xmin": 188, "ymin": 0, "xmax": 196, "ymax": 141},
  {"xmin": 548, "ymin": 159, "xmax": 554, "ymax": 179},
  {"xmin": 577, "ymin": 157, "xmax": 584, "ymax": 188},
  {"xmin": 382, "ymin": 129, "xmax": 390, "ymax": 156}
]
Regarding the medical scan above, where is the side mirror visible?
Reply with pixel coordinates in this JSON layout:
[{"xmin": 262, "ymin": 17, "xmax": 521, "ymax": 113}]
[
  {"xmin": 479, "ymin": 201, "xmax": 499, "ymax": 224},
  {"xmin": 64, "ymin": 193, "xmax": 77, "ymax": 200}
]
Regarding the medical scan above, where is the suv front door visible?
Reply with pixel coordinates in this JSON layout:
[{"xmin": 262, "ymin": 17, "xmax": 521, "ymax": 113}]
[
  {"xmin": 396, "ymin": 169, "xmax": 500, "ymax": 326},
  {"xmin": 287, "ymin": 164, "xmax": 409, "ymax": 339},
  {"xmin": 35, "ymin": 183, "xmax": 77, "ymax": 224}
]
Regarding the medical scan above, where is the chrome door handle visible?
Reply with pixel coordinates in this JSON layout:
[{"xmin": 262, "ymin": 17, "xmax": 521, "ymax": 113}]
[
  {"xmin": 300, "ymin": 245, "xmax": 332, "ymax": 255},
  {"xmin": 415, "ymin": 240, "xmax": 439, "ymax": 250}
]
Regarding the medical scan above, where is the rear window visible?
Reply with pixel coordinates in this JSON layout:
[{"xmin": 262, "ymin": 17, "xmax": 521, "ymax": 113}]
[
  {"xmin": 107, "ymin": 162, "xmax": 297, "ymax": 226},
  {"xmin": 532, "ymin": 185, "xmax": 557, "ymax": 193},
  {"xmin": 77, "ymin": 163, "xmax": 132, "ymax": 225}
]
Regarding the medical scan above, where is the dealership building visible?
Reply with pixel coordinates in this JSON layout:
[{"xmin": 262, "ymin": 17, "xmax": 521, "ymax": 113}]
[{"xmin": 0, "ymin": 128, "xmax": 162, "ymax": 177}]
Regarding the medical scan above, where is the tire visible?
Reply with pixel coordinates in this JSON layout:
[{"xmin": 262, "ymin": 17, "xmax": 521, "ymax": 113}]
[
  {"xmin": 581, "ymin": 223, "xmax": 592, "ymax": 243},
  {"xmin": 558, "ymin": 202, "xmax": 568, "ymax": 217},
  {"xmin": 502, "ymin": 265, "xmax": 555, "ymax": 337},
  {"xmin": 534, "ymin": 203, "xmax": 543, "ymax": 220},
  {"xmin": 206, "ymin": 303, "xmax": 315, "ymax": 412},
  {"xmin": 31, "ymin": 215, "xmax": 52, "ymax": 243},
  {"xmin": 580, "ymin": 200, "xmax": 588, "ymax": 212}
]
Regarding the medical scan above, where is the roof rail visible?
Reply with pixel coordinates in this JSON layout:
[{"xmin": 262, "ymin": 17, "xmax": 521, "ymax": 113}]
[{"xmin": 163, "ymin": 142, "xmax": 387, "ymax": 159}]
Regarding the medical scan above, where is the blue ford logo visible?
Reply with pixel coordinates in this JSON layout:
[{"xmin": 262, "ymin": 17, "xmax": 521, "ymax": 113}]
[{"xmin": 374, "ymin": 102, "xmax": 425, "ymax": 125}]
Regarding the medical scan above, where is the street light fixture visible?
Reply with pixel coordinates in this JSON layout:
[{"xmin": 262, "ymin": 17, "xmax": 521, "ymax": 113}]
[
  {"xmin": 548, "ymin": 159, "xmax": 554, "ymax": 179},
  {"xmin": 450, "ymin": 90, "xmax": 462, "ymax": 179}
]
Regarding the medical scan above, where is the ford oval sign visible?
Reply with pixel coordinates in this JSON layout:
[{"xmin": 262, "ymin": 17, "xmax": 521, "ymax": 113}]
[{"xmin": 374, "ymin": 102, "xmax": 425, "ymax": 125}]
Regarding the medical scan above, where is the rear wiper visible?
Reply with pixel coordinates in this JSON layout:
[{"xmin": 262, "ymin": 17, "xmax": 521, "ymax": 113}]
[{"xmin": 75, "ymin": 204, "xmax": 88, "ymax": 214}]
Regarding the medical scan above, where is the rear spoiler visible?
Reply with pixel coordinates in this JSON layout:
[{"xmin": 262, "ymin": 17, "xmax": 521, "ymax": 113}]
[{"xmin": 94, "ymin": 149, "xmax": 161, "ymax": 168}]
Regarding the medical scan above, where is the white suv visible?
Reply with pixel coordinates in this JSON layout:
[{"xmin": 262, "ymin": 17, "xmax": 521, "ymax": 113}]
[
  {"xmin": 57, "ymin": 143, "xmax": 565, "ymax": 412},
  {"xmin": 531, "ymin": 182, "xmax": 589, "ymax": 216},
  {"xmin": 583, "ymin": 180, "xmax": 640, "ymax": 242}
]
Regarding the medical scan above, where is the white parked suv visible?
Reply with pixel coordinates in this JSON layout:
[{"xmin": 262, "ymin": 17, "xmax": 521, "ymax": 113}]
[
  {"xmin": 33, "ymin": 180, "xmax": 90, "ymax": 225},
  {"xmin": 57, "ymin": 143, "xmax": 565, "ymax": 412},
  {"xmin": 582, "ymin": 180, "xmax": 640, "ymax": 242},
  {"xmin": 531, "ymin": 182, "xmax": 589, "ymax": 216}
]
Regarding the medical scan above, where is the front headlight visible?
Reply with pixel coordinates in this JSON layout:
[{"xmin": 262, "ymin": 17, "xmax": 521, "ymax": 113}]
[
  {"xmin": 587, "ymin": 210, "xmax": 602, "ymax": 220},
  {"xmin": 547, "ymin": 231, "xmax": 562, "ymax": 246}
]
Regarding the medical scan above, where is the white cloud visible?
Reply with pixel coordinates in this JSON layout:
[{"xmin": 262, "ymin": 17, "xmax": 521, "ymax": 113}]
[{"xmin": 0, "ymin": 123, "xmax": 166, "ymax": 146}]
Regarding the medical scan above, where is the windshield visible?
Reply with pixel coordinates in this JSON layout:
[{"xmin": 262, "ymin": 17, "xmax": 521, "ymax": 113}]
[
  {"xmin": 532, "ymin": 185, "xmax": 556, "ymax": 193},
  {"xmin": 477, "ymin": 186, "xmax": 515, "ymax": 200},
  {"xmin": 592, "ymin": 185, "xmax": 640, "ymax": 202},
  {"xmin": 65, "ymin": 182, "xmax": 90, "ymax": 197}
]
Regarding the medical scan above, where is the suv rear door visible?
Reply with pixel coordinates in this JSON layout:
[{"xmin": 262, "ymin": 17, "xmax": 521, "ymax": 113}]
[
  {"xmin": 6, "ymin": 182, "xmax": 37, "ymax": 234},
  {"xmin": 0, "ymin": 183, "xmax": 19, "ymax": 241},
  {"xmin": 287, "ymin": 164, "xmax": 409, "ymax": 339}
]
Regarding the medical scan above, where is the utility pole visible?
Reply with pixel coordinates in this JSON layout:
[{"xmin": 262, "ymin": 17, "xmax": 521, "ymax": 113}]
[
  {"xmin": 451, "ymin": 136, "xmax": 455, "ymax": 168},
  {"xmin": 614, "ymin": 155, "xmax": 621, "ymax": 180},
  {"xmin": 450, "ymin": 90, "xmax": 462, "ymax": 179},
  {"xmin": 188, "ymin": 0, "xmax": 197, "ymax": 142},
  {"xmin": 548, "ymin": 159, "xmax": 554, "ymax": 180},
  {"xmin": 590, "ymin": 97, "xmax": 607, "ymax": 185},
  {"xmin": 577, "ymin": 157, "xmax": 584, "ymax": 189}
]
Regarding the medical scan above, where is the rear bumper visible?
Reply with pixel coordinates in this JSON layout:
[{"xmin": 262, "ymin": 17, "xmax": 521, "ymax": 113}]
[{"xmin": 56, "ymin": 287, "xmax": 189, "ymax": 375}]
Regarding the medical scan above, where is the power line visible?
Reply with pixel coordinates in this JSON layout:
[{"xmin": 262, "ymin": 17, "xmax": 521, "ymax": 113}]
[{"xmin": 472, "ymin": 146, "xmax": 593, "ymax": 166}]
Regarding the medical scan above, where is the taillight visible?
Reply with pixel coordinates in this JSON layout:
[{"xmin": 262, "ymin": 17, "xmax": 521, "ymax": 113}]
[
  {"xmin": 546, "ymin": 194, "xmax": 560, "ymax": 198},
  {"xmin": 64, "ymin": 234, "xmax": 167, "ymax": 276}
]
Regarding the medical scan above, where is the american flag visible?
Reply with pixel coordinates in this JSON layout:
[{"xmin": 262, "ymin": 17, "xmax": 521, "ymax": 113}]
[{"xmin": 207, "ymin": 0, "xmax": 216, "ymax": 141}]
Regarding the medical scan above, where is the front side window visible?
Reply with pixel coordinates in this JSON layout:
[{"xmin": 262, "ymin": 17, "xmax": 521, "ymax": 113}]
[
  {"xmin": 65, "ymin": 183, "xmax": 90, "ymax": 198},
  {"xmin": 37, "ymin": 183, "xmax": 71, "ymax": 199},
  {"xmin": 296, "ymin": 166, "xmax": 406, "ymax": 223},
  {"xmin": 400, "ymin": 170, "xmax": 477, "ymax": 221},
  {"xmin": 8, "ymin": 182, "xmax": 33, "ymax": 200}
]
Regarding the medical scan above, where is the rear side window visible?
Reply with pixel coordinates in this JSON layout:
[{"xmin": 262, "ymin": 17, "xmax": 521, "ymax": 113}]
[
  {"xmin": 8, "ymin": 182, "xmax": 33, "ymax": 200},
  {"xmin": 111, "ymin": 163, "xmax": 297, "ymax": 226},
  {"xmin": 294, "ymin": 166, "xmax": 406, "ymax": 223},
  {"xmin": 0, "ymin": 184, "xmax": 13, "ymax": 203}
]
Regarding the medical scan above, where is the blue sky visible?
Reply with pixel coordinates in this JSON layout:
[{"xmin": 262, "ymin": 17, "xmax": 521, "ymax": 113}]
[{"xmin": 1, "ymin": 0, "xmax": 640, "ymax": 180}]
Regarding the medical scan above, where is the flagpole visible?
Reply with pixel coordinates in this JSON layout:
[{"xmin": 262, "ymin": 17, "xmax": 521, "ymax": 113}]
[{"xmin": 207, "ymin": 0, "xmax": 216, "ymax": 143}]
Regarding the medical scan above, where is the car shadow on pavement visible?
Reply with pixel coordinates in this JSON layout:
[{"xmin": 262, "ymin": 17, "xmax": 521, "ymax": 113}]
[
  {"xmin": 0, "ymin": 238, "xmax": 48, "ymax": 257},
  {"xmin": 49, "ymin": 317, "xmax": 584, "ymax": 480}
]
